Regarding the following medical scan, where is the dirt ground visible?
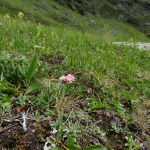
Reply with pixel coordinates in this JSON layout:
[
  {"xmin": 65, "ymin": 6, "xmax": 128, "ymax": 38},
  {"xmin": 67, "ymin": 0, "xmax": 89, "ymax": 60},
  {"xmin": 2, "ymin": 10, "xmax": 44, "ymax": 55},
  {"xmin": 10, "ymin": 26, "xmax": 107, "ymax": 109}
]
[{"xmin": 0, "ymin": 100, "xmax": 149, "ymax": 150}]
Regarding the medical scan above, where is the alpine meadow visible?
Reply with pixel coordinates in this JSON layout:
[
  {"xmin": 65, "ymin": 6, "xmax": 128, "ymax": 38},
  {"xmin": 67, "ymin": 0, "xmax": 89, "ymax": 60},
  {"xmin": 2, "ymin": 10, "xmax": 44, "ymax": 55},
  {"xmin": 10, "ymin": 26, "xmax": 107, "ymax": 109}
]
[{"xmin": 0, "ymin": 0, "xmax": 150, "ymax": 149}]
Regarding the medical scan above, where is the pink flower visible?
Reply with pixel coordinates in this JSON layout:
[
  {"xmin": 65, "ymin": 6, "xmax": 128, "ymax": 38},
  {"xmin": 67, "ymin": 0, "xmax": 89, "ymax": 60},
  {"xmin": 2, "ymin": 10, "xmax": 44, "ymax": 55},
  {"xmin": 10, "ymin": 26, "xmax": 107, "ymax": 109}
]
[
  {"xmin": 59, "ymin": 74, "xmax": 75, "ymax": 83},
  {"xmin": 65, "ymin": 74, "xmax": 75, "ymax": 83}
]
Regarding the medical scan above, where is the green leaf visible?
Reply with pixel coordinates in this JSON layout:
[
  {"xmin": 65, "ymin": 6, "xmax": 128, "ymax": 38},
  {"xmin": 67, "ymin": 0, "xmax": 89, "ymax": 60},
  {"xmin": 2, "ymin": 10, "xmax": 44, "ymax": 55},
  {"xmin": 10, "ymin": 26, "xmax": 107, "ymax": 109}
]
[
  {"xmin": 23, "ymin": 63, "xmax": 29, "ymax": 76},
  {"xmin": 67, "ymin": 135, "xmax": 74, "ymax": 150},
  {"xmin": 2, "ymin": 102, "xmax": 11, "ymax": 107},
  {"xmin": 25, "ymin": 80, "xmax": 43, "ymax": 95},
  {"xmin": 128, "ymin": 121, "xmax": 134, "ymax": 124},
  {"xmin": 56, "ymin": 126, "xmax": 63, "ymax": 142},
  {"xmin": 35, "ymin": 110, "xmax": 40, "ymax": 121},
  {"xmin": 37, "ymin": 124, "xmax": 42, "ymax": 130},
  {"xmin": 26, "ymin": 55, "xmax": 37, "ymax": 82},
  {"xmin": 9, "ymin": 53, "xmax": 19, "ymax": 59},
  {"xmin": 44, "ymin": 109, "xmax": 54, "ymax": 116},
  {"xmin": 0, "ymin": 93, "xmax": 12, "ymax": 101},
  {"xmin": 0, "ymin": 81, "xmax": 17, "ymax": 93},
  {"xmin": 84, "ymin": 145, "xmax": 103, "ymax": 150},
  {"xmin": 52, "ymin": 147, "xmax": 63, "ymax": 150},
  {"xmin": 19, "ymin": 65, "xmax": 25, "ymax": 76}
]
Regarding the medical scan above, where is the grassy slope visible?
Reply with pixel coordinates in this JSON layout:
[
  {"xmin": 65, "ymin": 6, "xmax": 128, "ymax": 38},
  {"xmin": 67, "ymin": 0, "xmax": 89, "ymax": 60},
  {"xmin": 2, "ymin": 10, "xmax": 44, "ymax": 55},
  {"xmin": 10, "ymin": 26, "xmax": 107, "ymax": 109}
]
[
  {"xmin": 0, "ymin": 0, "xmax": 150, "ymax": 149},
  {"xmin": 0, "ymin": 0, "xmax": 150, "ymax": 42}
]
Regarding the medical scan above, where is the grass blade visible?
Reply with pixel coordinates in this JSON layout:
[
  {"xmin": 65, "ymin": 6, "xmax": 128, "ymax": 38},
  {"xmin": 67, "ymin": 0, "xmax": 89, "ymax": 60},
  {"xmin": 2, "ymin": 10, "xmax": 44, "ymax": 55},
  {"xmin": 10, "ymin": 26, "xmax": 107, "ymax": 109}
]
[{"xmin": 84, "ymin": 145, "xmax": 103, "ymax": 150}]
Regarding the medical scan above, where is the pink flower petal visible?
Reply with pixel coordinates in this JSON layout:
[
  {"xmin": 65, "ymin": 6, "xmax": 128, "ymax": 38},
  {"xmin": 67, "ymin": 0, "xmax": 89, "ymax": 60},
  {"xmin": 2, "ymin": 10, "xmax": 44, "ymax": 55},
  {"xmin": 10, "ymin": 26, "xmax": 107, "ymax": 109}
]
[{"xmin": 65, "ymin": 74, "xmax": 75, "ymax": 83}]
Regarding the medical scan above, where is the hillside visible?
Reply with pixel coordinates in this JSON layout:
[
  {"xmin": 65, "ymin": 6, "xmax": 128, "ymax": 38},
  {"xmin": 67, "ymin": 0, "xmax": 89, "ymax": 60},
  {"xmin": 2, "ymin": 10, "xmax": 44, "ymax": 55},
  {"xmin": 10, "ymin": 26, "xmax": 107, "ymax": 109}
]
[
  {"xmin": 0, "ymin": 0, "xmax": 150, "ymax": 42},
  {"xmin": 62, "ymin": 0, "xmax": 150, "ymax": 37}
]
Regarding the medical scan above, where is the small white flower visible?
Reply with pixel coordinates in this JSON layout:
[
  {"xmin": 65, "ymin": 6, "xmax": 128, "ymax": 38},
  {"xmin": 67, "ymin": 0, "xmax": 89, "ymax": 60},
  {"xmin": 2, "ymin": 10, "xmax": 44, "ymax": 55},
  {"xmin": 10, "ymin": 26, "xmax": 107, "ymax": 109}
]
[{"xmin": 59, "ymin": 75, "xmax": 66, "ymax": 83}]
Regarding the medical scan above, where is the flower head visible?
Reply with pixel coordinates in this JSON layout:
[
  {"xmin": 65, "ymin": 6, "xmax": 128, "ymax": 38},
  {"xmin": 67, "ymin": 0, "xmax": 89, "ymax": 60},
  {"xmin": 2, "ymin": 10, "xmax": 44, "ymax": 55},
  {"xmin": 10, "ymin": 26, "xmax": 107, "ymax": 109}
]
[
  {"xmin": 108, "ymin": 51, "xmax": 112, "ymax": 54},
  {"xmin": 4, "ymin": 14, "xmax": 10, "ymax": 20},
  {"xmin": 59, "ymin": 74, "xmax": 75, "ymax": 83},
  {"xmin": 18, "ymin": 12, "xmax": 24, "ymax": 19},
  {"xmin": 65, "ymin": 74, "xmax": 75, "ymax": 83}
]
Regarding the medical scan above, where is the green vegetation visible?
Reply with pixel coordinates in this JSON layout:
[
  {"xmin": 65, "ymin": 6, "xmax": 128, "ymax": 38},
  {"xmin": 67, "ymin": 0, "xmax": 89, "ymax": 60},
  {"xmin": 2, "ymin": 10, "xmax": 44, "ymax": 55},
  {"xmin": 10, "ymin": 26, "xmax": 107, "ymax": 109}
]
[
  {"xmin": 0, "ymin": 0, "xmax": 150, "ymax": 42},
  {"xmin": 0, "ymin": 1, "xmax": 150, "ymax": 149}
]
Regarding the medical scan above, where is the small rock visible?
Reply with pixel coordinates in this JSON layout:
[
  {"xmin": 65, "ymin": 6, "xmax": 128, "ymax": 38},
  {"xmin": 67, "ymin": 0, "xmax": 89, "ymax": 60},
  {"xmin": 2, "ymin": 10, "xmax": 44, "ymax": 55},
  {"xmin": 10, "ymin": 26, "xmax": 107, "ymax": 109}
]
[
  {"xmin": 89, "ymin": 20, "xmax": 96, "ymax": 25},
  {"xmin": 52, "ymin": 5, "xmax": 58, "ymax": 9},
  {"xmin": 145, "ymin": 22, "xmax": 150, "ymax": 26},
  {"xmin": 69, "ymin": 2, "xmax": 76, "ymax": 11}
]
